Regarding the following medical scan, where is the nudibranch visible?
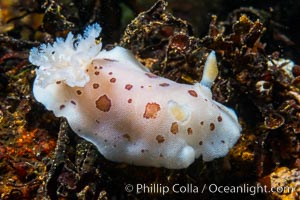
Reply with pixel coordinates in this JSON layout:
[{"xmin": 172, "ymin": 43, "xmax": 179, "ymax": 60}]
[{"xmin": 29, "ymin": 23, "xmax": 241, "ymax": 169}]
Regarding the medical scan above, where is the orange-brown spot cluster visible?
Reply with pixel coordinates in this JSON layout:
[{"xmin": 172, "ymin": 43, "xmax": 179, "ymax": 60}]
[
  {"xmin": 15, "ymin": 128, "xmax": 56, "ymax": 157},
  {"xmin": 156, "ymin": 135, "xmax": 165, "ymax": 143},
  {"xmin": 95, "ymin": 71, "xmax": 100, "ymax": 75},
  {"xmin": 125, "ymin": 84, "xmax": 133, "ymax": 90},
  {"xmin": 143, "ymin": 102, "xmax": 161, "ymax": 119},
  {"xmin": 170, "ymin": 122, "xmax": 178, "ymax": 134},
  {"xmin": 188, "ymin": 90, "xmax": 198, "ymax": 97},
  {"xmin": 95, "ymin": 95, "xmax": 112, "ymax": 112},
  {"xmin": 2, "ymin": 127, "xmax": 57, "ymax": 185}
]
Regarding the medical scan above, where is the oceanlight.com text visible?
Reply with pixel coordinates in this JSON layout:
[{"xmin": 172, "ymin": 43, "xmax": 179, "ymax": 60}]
[{"xmin": 124, "ymin": 183, "xmax": 295, "ymax": 196}]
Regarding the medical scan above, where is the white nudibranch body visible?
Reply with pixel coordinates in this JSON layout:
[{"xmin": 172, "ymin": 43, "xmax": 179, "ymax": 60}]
[{"xmin": 29, "ymin": 23, "xmax": 241, "ymax": 169}]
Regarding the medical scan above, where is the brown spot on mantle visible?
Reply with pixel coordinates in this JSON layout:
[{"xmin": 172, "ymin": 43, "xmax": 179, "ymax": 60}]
[
  {"xmin": 210, "ymin": 123, "xmax": 215, "ymax": 131},
  {"xmin": 170, "ymin": 122, "xmax": 179, "ymax": 134},
  {"xmin": 188, "ymin": 90, "xmax": 198, "ymax": 97},
  {"xmin": 104, "ymin": 58, "xmax": 117, "ymax": 62},
  {"xmin": 76, "ymin": 90, "xmax": 82, "ymax": 95},
  {"xmin": 218, "ymin": 116, "xmax": 223, "ymax": 122},
  {"xmin": 95, "ymin": 95, "xmax": 112, "ymax": 112},
  {"xmin": 143, "ymin": 102, "xmax": 160, "ymax": 119},
  {"xmin": 123, "ymin": 134, "xmax": 131, "ymax": 141},
  {"xmin": 156, "ymin": 135, "xmax": 165, "ymax": 143},
  {"xmin": 187, "ymin": 127, "xmax": 193, "ymax": 135},
  {"xmin": 125, "ymin": 84, "xmax": 133, "ymax": 90},
  {"xmin": 159, "ymin": 83, "xmax": 170, "ymax": 87},
  {"xmin": 110, "ymin": 78, "xmax": 116, "ymax": 83},
  {"xmin": 145, "ymin": 72, "xmax": 158, "ymax": 78},
  {"xmin": 93, "ymin": 83, "xmax": 99, "ymax": 89}
]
